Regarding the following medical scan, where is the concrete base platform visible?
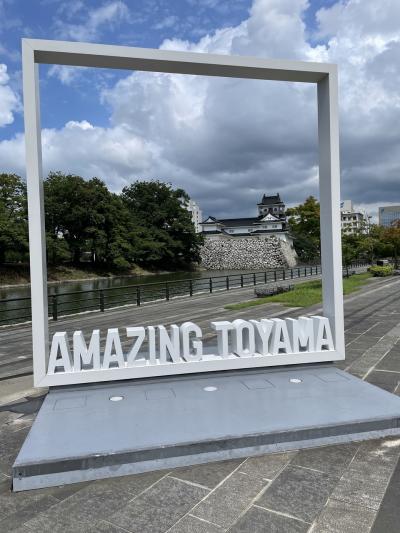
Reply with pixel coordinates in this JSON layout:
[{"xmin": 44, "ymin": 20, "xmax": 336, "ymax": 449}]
[{"xmin": 13, "ymin": 365, "xmax": 400, "ymax": 491}]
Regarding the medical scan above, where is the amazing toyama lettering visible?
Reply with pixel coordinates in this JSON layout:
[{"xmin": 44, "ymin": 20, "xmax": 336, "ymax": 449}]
[{"xmin": 48, "ymin": 315, "xmax": 334, "ymax": 376}]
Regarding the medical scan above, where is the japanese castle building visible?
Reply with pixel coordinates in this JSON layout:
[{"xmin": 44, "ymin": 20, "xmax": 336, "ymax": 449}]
[{"xmin": 200, "ymin": 194, "xmax": 293, "ymax": 245}]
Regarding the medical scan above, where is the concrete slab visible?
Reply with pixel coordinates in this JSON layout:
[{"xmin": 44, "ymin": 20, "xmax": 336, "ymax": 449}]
[{"xmin": 12, "ymin": 365, "xmax": 400, "ymax": 491}]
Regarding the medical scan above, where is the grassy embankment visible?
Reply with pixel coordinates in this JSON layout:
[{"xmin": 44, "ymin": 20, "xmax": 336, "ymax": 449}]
[
  {"xmin": 225, "ymin": 272, "xmax": 372, "ymax": 311},
  {"xmin": 0, "ymin": 264, "xmax": 162, "ymax": 286}
]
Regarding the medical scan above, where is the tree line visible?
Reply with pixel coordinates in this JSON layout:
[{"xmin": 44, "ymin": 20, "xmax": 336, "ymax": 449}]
[
  {"xmin": 0, "ymin": 172, "xmax": 203, "ymax": 271},
  {"xmin": 287, "ymin": 196, "xmax": 400, "ymax": 266},
  {"xmin": 1, "ymin": 173, "xmax": 399, "ymax": 272}
]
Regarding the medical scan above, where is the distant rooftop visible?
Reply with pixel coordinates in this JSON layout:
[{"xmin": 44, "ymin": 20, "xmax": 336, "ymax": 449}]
[{"xmin": 258, "ymin": 193, "xmax": 283, "ymax": 206}]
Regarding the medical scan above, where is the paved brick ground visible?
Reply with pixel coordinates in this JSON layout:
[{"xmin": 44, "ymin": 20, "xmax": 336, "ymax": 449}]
[{"xmin": 0, "ymin": 275, "xmax": 400, "ymax": 532}]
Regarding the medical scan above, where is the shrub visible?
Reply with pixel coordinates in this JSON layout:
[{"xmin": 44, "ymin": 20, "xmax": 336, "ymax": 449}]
[{"xmin": 369, "ymin": 265, "xmax": 394, "ymax": 277}]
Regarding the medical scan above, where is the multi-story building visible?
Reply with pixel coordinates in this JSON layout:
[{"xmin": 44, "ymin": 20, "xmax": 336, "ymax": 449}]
[
  {"xmin": 340, "ymin": 200, "xmax": 369, "ymax": 234},
  {"xmin": 186, "ymin": 199, "xmax": 203, "ymax": 233},
  {"xmin": 379, "ymin": 205, "xmax": 400, "ymax": 227},
  {"xmin": 200, "ymin": 193, "xmax": 293, "ymax": 244}
]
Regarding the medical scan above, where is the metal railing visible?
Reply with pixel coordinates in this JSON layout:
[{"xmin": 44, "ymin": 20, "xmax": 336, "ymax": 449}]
[{"xmin": 0, "ymin": 261, "xmax": 370, "ymax": 326}]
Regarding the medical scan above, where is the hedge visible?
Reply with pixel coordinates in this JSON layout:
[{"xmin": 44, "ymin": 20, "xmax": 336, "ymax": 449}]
[{"xmin": 369, "ymin": 265, "xmax": 394, "ymax": 277}]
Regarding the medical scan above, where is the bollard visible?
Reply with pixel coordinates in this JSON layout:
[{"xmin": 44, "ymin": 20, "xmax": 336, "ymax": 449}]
[
  {"xmin": 52, "ymin": 295, "xmax": 58, "ymax": 321},
  {"xmin": 136, "ymin": 287, "xmax": 141, "ymax": 306},
  {"xmin": 99, "ymin": 291, "xmax": 105, "ymax": 312}
]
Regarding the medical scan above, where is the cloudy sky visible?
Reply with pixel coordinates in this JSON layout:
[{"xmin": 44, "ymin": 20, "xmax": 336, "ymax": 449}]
[{"xmin": 0, "ymin": 0, "xmax": 399, "ymax": 220}]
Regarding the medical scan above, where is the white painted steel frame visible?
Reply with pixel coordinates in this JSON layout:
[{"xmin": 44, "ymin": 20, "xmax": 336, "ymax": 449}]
[{"xmin": 22, "ymin": 38, "xmax": 344, "ymax": 387}]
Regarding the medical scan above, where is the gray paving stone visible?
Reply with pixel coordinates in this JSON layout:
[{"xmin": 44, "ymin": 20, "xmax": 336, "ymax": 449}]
[
  {"xmin": 171, "ymin": 459, "xmax": 242, "ymax": 489},
  {"xmin": 330, "ymin": 438, "xmax": 400, "ymax": 510},
  {"xmin": 97, "ymin": 469, "xmax": 168, "ymax": 496},
  {"xmin": 0, "ymin": 473, "xmax": 10, "ymax": 494},
  {"xmin": 229, "ymin": 505, "xmax": 309, "ymax": 533},
  {"xmin": 365, "ymin": 370, "xmax": 400, "ymax": 393},
  {"xmin": 169, "ymin": 515, "xmax": 222, "ymax": 532},
  {"xmin": 192, "ymin": 471, "xmax": 266, "ymax": 529},
  {"xmin": 0, "ymin": 425, "xmax": 30, "ymax": 451},
  {"xmin": 108, "ymin": 476, "xmax": 208, "ymax": 533},
  {"xmin": 0, "ymin": 453, "xmax": 15, "ymax": 477},
  {"xmin": 239, "ymin": 452, "xmax": 295, "ymax": 480},
  {"xmin": 311, "ymin": 498, "xmax": 376, "ymax": 533},
  {"xmin": 347, "ymin": 344, "xmax": 392, "ymax": 378},
  {"xmin": 87, "ymin": 520, "xmax": 136, "ymax": 532},
  {"xmin": 256, "ymin": 465, "xmax": 337, "ymax": 523},
  {"xmin": 376, "ymin": 347, "xmax": 400, "ymax": 372},
  {"xmin": 371, "ymin": 445, "xmax": 400, "ymax": 533},
  {"xmin": 5, "ymin": 527, "xmax": 32, "ymax": 533},
  {"xmin": 0, "ymin": 411, "xmax": 23, "ymax": 426},
  {"xmin": 24, "ymin": 478, "xmax": 137, "ymax": 532},
  {"xmin": 43, "ymin": 481, "xmax": 93, "ymax": 502},
  {"xmin": 0, "ymin": 488, "xmax": 66, "ymax": 533},
  {"xmin": 290, "ymin": 443, "xmax": 359, "ymax": 477},
  {"xmin": 0, "ymin": 494, "xmax": 58, "ymax": 531}
]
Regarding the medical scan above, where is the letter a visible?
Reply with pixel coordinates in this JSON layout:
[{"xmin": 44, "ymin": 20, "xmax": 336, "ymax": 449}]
[
  {"xmin": 312, "ymin": 316, "xmax": 334, "ymax": 351},
  {"xmin": 270, "ymin": 318, "xmax": 293, "ymax": 355},
  {"xmin": 48, "ymin": 332, "xmax": 72, "ymax": 374},
  {"xmin": 73, "ymin": 330, "xmax": 100, "ymax": 371},
  {"xmin": 103, "ymin": 328, "xmax": 125, "ymax": 369}
]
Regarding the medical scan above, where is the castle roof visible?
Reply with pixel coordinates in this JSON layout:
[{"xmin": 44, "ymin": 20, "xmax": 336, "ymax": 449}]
[
  {"xmin": 258, "ymin": 193, "xmax": 283, "ymax": 206},
  {"xmin": 202, "ymin": 215, "xmax": 283, "ymax": 227}
]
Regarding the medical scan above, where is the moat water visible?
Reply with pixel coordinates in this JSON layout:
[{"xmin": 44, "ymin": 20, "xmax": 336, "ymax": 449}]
[{"xmin": 2, "ymin": 267, "xmax": 298, "ymax": 325}]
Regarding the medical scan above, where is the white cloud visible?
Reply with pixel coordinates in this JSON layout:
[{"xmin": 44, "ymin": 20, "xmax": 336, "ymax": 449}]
[
  {"xmin": 0, "ymin": 120, "xmax": 155, "ymax": 190},
  {"xmin": 1, "ymin": 0, "xmax": 400, "ymax": 218},
  {"xmin": 48, "ymin": 65, "xmax": 82, "ymax": 85},
  {"xmin": 153, "ymin": 15, "xmax": 179, "ymax": 31},
  {"xmin": 55, "ymin": 1, "xmax": 129, "ymax": 42},
  {"xmin": 0, "ymin": 63, "xmax": 19, "ymax": 127}
]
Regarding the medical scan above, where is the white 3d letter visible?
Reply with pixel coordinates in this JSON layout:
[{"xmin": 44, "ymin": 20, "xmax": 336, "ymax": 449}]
[
  {"xmin": 73, "ymin": 330, "xmax": 100, "ymax": 371},
  {"xmin": 211, "ymin": 321, "xmax": 233, "ymax": 358},
  {"xmin": 250, "ymin": 319, "xmax": 273, "ymax": 355},
  {"xmin": 286, "ymin": 317, "xmax": 315, "ymax": 352},
  {"xmin": 232, "ymin": 319, "xmax": 255, "ymax": 357},
  {"xmin": 48, "ymin": 332, "xmax": 72, "ymax": 374},
  {"xmin": 270, "ymin": 318, "xmax": 293, "ymax": 355},
  {"xmin": 148, "ymin": 326, "xmax": 157, "ymax": 365},
  {"xmin": 180, "ymin": 322, "xmax": 203, "ymax": 362},
  {"xmin": 126, "ymin": 327, "xmax": 146, "ymax": 365},
  {"xmin": 312, "ymin": 316, "xmax": 334, "ymax": 351},
  {"xmin": 103, "ymin": 328, "xmax": 125, "ymax": 369},
  {"xmin": 159, "ymin": 325, "xmax": 180, "ymax": 363}
]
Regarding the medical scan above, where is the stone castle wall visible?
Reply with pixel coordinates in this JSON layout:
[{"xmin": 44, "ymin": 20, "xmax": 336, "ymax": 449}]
[{"xmin": 200, "ymin": 236, "xmax": 297, "ymax": 270}]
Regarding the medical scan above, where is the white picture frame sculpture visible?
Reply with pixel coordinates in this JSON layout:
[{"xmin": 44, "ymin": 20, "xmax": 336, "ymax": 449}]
[{"xmin": 22, "ymin": 39, "xmax": 344, "ymax": 387}]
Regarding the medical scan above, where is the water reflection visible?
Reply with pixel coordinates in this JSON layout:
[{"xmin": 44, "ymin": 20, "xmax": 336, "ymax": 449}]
[{"xmin": 0, "ymin": 268, "xmax": 280, "ymax": 325}]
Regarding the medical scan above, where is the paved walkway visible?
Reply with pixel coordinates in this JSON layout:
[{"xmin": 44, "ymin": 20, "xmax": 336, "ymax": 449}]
[{"xmin": 0, "ymin": 275, "xmax": 400, "ymax": 532}]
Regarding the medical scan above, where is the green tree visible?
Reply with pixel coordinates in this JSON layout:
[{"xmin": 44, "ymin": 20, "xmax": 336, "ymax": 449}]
[
  {"xmin": 0, "ymin": 173, "xmax": 28, "ymax": 264},
  {"xmin": 45, "ymin": 172, "xmax": 92, "ymax": 264},
  {"xmin": 121, "ymin": 180, "xmax": 203, "ymax": 268},
  {"xmin": 44, "ymin": 172, "xmax": 135, "ymax": 269},
  {"xmin": 286, "ymin": 196, "xmax": 320, "ymax": 262},
  {"xmin": 383, "ymin": 221, "xmax": 400, "ymax": 268}
]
